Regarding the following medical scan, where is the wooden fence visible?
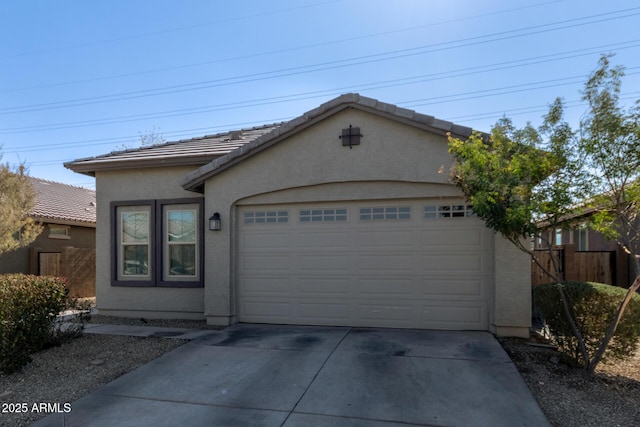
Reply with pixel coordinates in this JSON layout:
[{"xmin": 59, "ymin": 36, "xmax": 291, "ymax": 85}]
[
  {"xmin": 31, "ymin": 246, "xmax": 96, "ymax": 297},
  {"xmin": 61, "ymin": 247, "xmax": 96, "ymax": 298},
  {"xmin": 532, "ymin": 244, "xmax": 629, "ymax": 287}
]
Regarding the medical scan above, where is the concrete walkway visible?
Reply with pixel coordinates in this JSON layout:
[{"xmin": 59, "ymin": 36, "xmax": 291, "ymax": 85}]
[
  {"xmin": 33, "ymin": 324, "xmax": 550, "ymax": 427},
  {"xmin": 80, "ymin": 322, "xmax": 217, "ymax": 340}
]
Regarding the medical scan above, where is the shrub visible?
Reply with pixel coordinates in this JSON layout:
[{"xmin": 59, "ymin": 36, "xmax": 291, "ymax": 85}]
[
  {"xmin": 0, "ymin": 274, "xmax": 69, "ymax": 373},
  {"xmin": 533, "ymin": 281, "xmax": 640, "ymax": 365}
]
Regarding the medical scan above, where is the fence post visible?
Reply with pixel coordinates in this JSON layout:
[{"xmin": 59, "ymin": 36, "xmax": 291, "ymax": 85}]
[
  {"xmin": 563, "ymin": 244, "xmax": 576, "ymax": 281},
  {"xmin": 615, "ymin": 245, "xmax": 629, "ymax": 287}
]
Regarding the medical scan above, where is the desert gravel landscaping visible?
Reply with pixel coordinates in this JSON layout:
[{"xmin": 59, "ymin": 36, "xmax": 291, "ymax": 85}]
[{"xmin": 1, "ymin": 316, "xmax": 639, "ymax": 427}]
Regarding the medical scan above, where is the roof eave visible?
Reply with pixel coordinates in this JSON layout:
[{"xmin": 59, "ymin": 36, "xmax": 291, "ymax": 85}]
[
  {"xmin": 32, "ymin": 216, "xmax": 96, "ymax": 228},
  {"xmin": 65, "ymin": 155, "xmax": 221, "ymax": 176},
  {"xmin": 181, "ymin": 94, "xmax": 478, "ymax": 192}
]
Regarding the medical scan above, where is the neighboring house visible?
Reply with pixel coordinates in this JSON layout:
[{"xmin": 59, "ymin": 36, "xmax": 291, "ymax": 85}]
[
  {"xmin": 0, "ymin": 177, "xmax": 97, "ymax": 296},
  {"xmin": 535, "ymin": 210, "xmax": 626, "ymax": 252},
  {"xmin": 65, "ymin": 93, "xmax": 531, "ymax": 337},
  {"xmin": 533, "ymin": 209, "xmax": 636, "ymax": 287}
]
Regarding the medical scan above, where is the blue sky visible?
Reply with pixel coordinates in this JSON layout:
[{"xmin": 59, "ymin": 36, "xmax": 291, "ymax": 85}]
[{"xmin": 1, "ymin": 0, "xmax": 638, "ymax": 189}]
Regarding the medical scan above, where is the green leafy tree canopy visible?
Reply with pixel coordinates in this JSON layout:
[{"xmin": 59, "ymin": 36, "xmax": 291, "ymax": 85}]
[{"xmin": 0, "ymin": 158, "xmax": 42, "ymax": 255}]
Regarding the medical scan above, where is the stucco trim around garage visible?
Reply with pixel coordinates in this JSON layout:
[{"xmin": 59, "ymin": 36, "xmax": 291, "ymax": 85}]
[{"xmin": 180, "ymin": 93, "xmax": 477, "ymax": 192}]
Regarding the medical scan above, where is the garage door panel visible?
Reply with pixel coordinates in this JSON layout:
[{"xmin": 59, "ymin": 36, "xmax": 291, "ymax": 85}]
[
  {"xmin": 357, "ymin": 254, "xmax": 416, "ymax": 271},
  {"xmin": 241, "ymin": 254, "xmax": 291, "ymax": 271},
  {"xmin": 297, "ymin": 302, "xmax": 351, "ymax": 322},
  {"xmin": 241, "ymin": 301, "xmax": 292, "ymax": 320},
  {"xmin": 419, "ymin": 279, "xmax": 485, "ymax": 297},
  {"xmin": 356, "ymin": 278, "xmax": 415, "ymax": 297},
  {"xmin": 420, "ymin": 254, "xmax": 485, "ymax": 272},
  {"xmin": 241, "ymin": 231, "xmax": 293, "ymax": 250},
  {"xmin": 421, "ymin": 304, "xmax": 486, "ymax": 328},
  {"xmin": 297, "ymin": 278, "xmax": 351, "ymax": 295},
  {"xmin": 296, "ymin": 231, "xmax": 352, "ymax": 247},
  {"xmin": 358, "ymin": 303, "xmax": 414, "ymax": 323},
  {"xmin": 356, "ymin": 230, "xmax": 415, "ymax": 248},
  {"xmin": 420, "ymin": 227, "xmax": 486, "ymax": 247},
  {"xmin": 241, "ymin": 276, "xmax": 292, "ymax": 295},
  {"xmin": 238, "ymin": 201, "xmax": 492, "ymax": 331},
  {"xmin": 297, "ymin": 254, "xmax": 352, "ymax": 272}
]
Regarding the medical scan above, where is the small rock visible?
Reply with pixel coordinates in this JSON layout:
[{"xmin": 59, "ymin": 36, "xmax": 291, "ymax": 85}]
[
  {"xmin": 0, "ymin": 390, "xmax": 14, "ymax": 401},
  {"xmin": 549, "ymin": 356, "xmax": 560, "ymax": 365},
  {"xmin": 90, "ymin": 359, "xmax": 105, "ymax": 366}
]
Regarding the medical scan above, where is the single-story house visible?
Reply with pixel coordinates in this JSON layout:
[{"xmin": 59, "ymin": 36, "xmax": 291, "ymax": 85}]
[
  {"xmin": 0, "ymin": 177, "xmax": 96, "ymax": 296},
  {"xmin": 534, "ymin": 209, "xmax": 637, "ymax": 287},
  {"xmin": 65, "ymin": 93, "xmax": 531, "ymax": 337}
]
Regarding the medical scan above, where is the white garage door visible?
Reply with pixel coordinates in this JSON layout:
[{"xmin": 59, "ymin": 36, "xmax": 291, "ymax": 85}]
[{"xmin": 237, "ymin": 200, "xmax": 492, "ymax": 330}]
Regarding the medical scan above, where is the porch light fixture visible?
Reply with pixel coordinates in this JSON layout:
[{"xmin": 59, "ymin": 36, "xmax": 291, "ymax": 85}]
[{"xmin": 209, "ymin": 213, "xmax": 221, "ymax": 231}]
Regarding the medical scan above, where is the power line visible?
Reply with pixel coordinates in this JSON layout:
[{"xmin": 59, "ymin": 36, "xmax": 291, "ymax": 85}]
[
  {"xmin": 1, "ymin": 118, "xmax": 293, "ymax": 153},
  {"xmin": 1, "ymin": 6, "xmax": 637, "ymax": 115},
  {"xmin": 13, "ymin": 90, "xmax": 639, "ymax": 171},
  {"xmin": 1, "ymin": 40, "xmax": 638, "ymax": 135},
  {"xmin": 0, "ymin": 1, "xmax": 562, "ymax": 94}
]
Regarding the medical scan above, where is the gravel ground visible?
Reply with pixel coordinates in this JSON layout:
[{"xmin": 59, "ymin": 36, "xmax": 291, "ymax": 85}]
[
  {"xmin": 500, "ymin": 337, "xmax": 640, "ymax": 427},
  {"xmin": 1, "ymin": 316, "xmax": 639, "ymax": 427},
  {"xmin": 0, "ymin": 315, "xmax": 200, "ymax": 427}
]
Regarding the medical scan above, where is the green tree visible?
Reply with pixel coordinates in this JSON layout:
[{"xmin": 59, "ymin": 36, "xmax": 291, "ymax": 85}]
[
  {"xmin": 576, "ymin": 56, "xmax": 640, "ymax": 375},
  {"xmin": 448, "ymin": 55, "xmax": 640, "ymax": 377},
  {"xmin": 448, "ymin": 101, "xmax": 583, "ymax": 281},
  {"xmin": 0, "ymin": 158, "xmax": 42, "ymax": 254}
]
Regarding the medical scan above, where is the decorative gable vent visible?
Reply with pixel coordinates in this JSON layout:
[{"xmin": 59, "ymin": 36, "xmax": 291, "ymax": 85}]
[{"xmin": 339, "ymin": 125, "xmax": 362, "ymax": 148}]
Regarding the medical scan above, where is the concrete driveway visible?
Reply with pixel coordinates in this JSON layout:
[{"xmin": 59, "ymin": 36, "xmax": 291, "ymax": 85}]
[{"xmin": 34, "ymin": 324, "xmax": 549, "ymax": 427}]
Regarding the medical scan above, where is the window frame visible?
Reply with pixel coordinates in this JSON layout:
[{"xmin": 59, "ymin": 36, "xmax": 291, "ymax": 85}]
[
  {"xmin": 48, "ymin": 224, "xmax": 71, "ymax": 240},
  {"xmin": 111, "ymin": 198, "xmax": 204, "ymax": 288},
  {"xmin": 359, "ymin": 206, "xmax": 411, "ymax": 221},
  {"xmin": 300, "ymin": 208, "xmax": 348, "ymax": 223},
  {"xmin": 424, "ymin": 204, "xmax": 474, "ymax": 219},
  {"xmin": 243, "ymin": 210, "xmax": 289, "ymax": 224},
  {"xmin": 158, "ymin": 199, "xmax": 204, "ymax": 287},
  {"xmin": 578, "ymin": 223, "xmax": 588, "ymax": 251},
  {"xmin": 555, "ymin": 227, "xmax": 563, "ymax": 246}
]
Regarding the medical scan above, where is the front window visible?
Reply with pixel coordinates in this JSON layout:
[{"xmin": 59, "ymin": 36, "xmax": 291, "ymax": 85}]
[
  {"xmin": 164, "ymin": 205, "xmax": 198, "ymax": 281},
  {"xmin": 48, "ymin": 225, "xmax": 71, "ymax": 239},
  {"xmin": 118, "ymin": 206, "xmax": 151, "ymax": 280},
  {"xmin": 555, "ymin": 228, "xmax": 563, "ymax": 246},
  {"xmin": 112, "ymin": 199, "xmax": 203, "ymax": 287},
  {"xmin": 578, "ymin": 223, "xmax": 588, "ymax": 251}
]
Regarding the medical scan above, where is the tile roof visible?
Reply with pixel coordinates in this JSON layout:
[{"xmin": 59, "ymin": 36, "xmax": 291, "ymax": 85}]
[
  {"xmin": 181, "ymin": 93, "xmax": 477, "ymax": 191},
  {"xmin": 29, "ymin": 177, "xmax": 96, "ymax": 226},
  {"xmin": 65, "ymin": 123, "xmax": 283, "ymax": 176},
  {"xmin": 66, "ymin": 93, "xmax": 480, "ymax": 192}
]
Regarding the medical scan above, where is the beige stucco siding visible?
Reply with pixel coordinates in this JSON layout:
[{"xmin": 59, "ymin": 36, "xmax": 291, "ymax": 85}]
[
  {"xmin": 493, "ymin": 236, "xmax": 531, "ymax": 336},
  {"xmin": 95, "ymin": 167, "xmax": 204, "ymax": 319},
  {"xmin": 201, "ymin": 108, "xmax": 530, "ymax": 336},
  {"xmin": 89, "ymin": 105, "xmax": 531, "ymax": 335},
  {"xmin": 203, "ymin": 110, "xmax": 452, "ymax": 323}
]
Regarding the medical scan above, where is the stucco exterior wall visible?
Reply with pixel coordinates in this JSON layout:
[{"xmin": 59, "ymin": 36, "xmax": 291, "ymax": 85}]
[
  {"xmin": 87, "ymin": 106, "xmax": 532, "ymax": 333},
  {"xmin": 493, "ymin": 236, "xmax": 531, "ymax": 337},
  {"xmin": 95, "ymin": 167, "xmax": 204, "ymax": 319},
  {"xmin": 200, "ymin": 108, "xmax": 531, "ymax": 335}
]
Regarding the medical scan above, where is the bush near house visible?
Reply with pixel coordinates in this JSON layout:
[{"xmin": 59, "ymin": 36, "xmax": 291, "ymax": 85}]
[
  {"xmin": 0, "ymin": 274, "xmax": 69, "ymax": 374},
  {"xmin": 533, "ymin": 281, "xmax": 640, "ymax": 366}
]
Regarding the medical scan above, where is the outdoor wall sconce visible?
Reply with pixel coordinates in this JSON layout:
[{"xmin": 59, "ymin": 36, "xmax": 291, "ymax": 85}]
[{"xmin": 209, "ymin": 213, "xmax": 221, "ymax": 231}]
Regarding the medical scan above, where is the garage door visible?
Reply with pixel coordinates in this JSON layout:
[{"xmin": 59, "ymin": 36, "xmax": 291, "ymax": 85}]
[{"xmin": 237, "ymin": 200, "xmax": 492, "ymax": 330}]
